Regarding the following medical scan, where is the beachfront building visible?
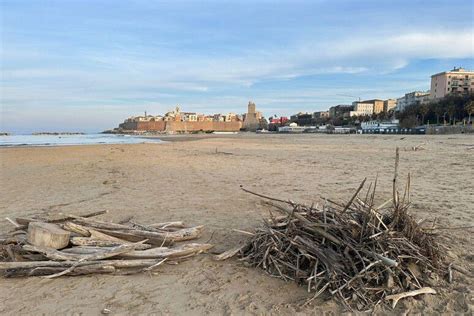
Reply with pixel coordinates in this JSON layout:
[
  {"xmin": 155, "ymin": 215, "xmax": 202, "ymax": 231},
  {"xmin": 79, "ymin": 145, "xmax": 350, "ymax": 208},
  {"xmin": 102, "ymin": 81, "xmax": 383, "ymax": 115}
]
[
  {"xmin": 430, "ymin": 67, "xmax": 474, "ymax": 100},
  {"xmin": 384, "ymin": 99, "xmax": 397, "ymax": 112},
  {"xmin": 349, "ymin": 101, "xmax": 374, "ymax": 117},
  {"xmin": 361, "ymin": 119, "xmax": 399, "ymax": 132},
  {"xmin": 396, "ymin": 91, "xmax": 430, "ymax": 112}
]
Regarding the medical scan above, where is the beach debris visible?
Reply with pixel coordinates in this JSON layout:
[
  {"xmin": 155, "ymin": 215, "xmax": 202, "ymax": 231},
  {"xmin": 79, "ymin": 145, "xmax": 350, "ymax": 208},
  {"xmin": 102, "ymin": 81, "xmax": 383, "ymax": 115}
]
[
  {"xmin": 227, "ymin": 148, "xmax": 447, "ymax": 311},
  {"xmin": 27, "ymin": 222, "xmax": 71, "ymax": 249},
  {"xmin": 0, "ymin": 212, "xmax": 211, "ymax": 278},
  {"xmin": 385, "ymin": 287, "xmax": 436, "ymax": 308}
]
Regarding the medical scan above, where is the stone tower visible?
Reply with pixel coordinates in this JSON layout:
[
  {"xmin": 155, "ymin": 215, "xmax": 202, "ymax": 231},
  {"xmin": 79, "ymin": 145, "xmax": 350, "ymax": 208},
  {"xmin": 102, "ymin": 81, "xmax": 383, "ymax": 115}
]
[{"xmin": 243, "ymin": 101, "xmax": 260, "ymax": 131}]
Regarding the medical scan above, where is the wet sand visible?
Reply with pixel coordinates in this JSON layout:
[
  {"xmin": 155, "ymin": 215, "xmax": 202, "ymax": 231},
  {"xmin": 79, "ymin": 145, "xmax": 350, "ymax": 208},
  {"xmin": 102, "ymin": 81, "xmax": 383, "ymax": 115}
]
[{"xmin": 0, "ymin": 134, "xmax": 472, "ymax": 314}]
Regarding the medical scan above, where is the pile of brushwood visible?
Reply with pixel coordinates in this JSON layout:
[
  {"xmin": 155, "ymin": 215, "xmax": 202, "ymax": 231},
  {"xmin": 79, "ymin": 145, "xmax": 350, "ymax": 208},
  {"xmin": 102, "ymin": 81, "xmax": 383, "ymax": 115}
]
[
  {"xmin": 0, "ymin": 211, "xmax": 212, "ymax": 278},
  {"xmin": 233, "ymin": 149, "xmax": 450, "ymax": 311}
]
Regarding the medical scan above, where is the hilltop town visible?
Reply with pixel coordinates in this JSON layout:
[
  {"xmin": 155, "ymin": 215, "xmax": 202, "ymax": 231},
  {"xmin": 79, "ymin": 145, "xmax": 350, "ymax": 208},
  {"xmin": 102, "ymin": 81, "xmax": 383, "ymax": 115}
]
[{"xmin": 110, "ymin": 67, "xmax": 474, "ymax": 135}]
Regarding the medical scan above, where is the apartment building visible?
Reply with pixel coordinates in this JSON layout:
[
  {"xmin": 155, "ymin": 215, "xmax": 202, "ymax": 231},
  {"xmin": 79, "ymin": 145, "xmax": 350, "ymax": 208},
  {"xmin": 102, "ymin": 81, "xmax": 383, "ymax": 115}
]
[
  {"xmin": 396, "ymin": 91, "xmax": 430, "ymax": 112},
  {"xmin": 350, "ymin": 101, "xmax": 374, "ymax": 117},
  {"xmin": 384, "ymin": 99, "xmax": 397, "ymax": 112},
  {"xmin": 430, "ymin": 67, "xmax": 474, "ymax": 100},
  {"xmin": 362, "ymin": 99, "xmax": 384, "ymax": 114}
]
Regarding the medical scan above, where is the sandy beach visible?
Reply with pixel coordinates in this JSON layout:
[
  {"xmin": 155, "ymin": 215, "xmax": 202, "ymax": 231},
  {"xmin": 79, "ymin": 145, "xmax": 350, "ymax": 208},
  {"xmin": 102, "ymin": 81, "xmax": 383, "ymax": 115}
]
[{"xmin": 0, "ymin": 134, "xmax": 472, "ymax": 314}]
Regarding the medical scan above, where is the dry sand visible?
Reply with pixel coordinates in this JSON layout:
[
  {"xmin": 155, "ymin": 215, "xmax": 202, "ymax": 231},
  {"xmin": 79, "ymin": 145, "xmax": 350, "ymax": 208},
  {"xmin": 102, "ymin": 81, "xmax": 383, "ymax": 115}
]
[{"xmin": 0, "ymin": 134, "xmax": 472, "ymax": 315}]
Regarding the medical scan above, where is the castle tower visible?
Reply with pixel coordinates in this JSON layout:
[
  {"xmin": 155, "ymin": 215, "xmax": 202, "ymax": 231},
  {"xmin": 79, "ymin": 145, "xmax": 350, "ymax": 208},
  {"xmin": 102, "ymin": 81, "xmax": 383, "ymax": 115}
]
[
  {"xmin": 243, "ymin": 101, "xmax": 260, "ymax": 131},
  {"xmin": 248, "ymin": 101, "xmax": 256, "ymax": 115}
]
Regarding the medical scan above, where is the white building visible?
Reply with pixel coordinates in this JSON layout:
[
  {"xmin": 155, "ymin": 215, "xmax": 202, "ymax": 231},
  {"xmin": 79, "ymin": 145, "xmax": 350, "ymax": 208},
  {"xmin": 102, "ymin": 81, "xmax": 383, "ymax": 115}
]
[
  {"xmin": 396, "ymin": 91, "xmax": 430, "ymax": 112},
  {"xmin": 361, "ymin": 119, "xmax": 400, "ymax": 131}
]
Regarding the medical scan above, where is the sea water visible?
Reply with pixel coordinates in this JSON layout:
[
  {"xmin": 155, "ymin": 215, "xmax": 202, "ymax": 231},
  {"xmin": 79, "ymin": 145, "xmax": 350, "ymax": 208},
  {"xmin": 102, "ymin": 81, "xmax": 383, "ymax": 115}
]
[{"xmin": 0, "ymin": 134, "xmax": 163, "ymax": 147}]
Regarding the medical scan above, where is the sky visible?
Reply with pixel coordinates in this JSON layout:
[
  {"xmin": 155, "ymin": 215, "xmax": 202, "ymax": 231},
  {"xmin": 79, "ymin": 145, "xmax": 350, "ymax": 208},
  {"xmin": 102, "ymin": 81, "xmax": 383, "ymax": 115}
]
[{"xmin": 1, "ymin": 0, "xmax": 473, "ymax": 133}]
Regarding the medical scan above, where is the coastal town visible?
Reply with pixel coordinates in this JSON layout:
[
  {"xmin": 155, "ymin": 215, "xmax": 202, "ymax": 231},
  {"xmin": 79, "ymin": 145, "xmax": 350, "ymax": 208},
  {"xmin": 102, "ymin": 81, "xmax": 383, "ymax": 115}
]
[{"xmin": 111, "ymin": 67, "xmax": 474, "ymax": 135}]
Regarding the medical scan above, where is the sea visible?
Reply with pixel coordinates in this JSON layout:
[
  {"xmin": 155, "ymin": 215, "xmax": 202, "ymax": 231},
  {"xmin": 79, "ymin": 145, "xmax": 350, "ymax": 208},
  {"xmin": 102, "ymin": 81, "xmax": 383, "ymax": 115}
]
[{"xmin": 0, "ymin": 134, "xmax": 163, "ymax": 147}]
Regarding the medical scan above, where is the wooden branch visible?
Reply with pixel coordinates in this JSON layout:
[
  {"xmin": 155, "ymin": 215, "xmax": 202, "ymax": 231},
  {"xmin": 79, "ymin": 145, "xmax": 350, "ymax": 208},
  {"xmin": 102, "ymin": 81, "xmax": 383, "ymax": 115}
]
[
  {"xmin": 341, "ymin": 178, "xmax": 366, "ymax": 214},
  {"xmin": 0, "ymin": 259, "xmax": 165, "ymax": 270},
  {"xmin": 213, "ymin": 246, "xmax": 244, "ymax": 261},
  {"xmin": 15, "ymin": 210, "xmax": 108, "ymax": 226},
  {"xmin": 119, "ymin": 243, "xmax": 213, "ymax": 259},
  {"xmin": 62, "ymin": 222, "xmax": 91, "ymax": 237},
  {"xmin": 385, "ymin": 287, "xmax": 436, "ymax": 308},
  {"xmin": 70, "ymin": 215, "xmax": 134, "ymax": 231},
  {"xmin": 93, "ymin": 229, "xmax": 172, "ymax": 246},
  {"xmin": 70, "ymin": 237, "xmax": 152, "ymax": 249},
  {"xmin": 5, "ymin": 264, "xmax": 116, "ymax": 278}
]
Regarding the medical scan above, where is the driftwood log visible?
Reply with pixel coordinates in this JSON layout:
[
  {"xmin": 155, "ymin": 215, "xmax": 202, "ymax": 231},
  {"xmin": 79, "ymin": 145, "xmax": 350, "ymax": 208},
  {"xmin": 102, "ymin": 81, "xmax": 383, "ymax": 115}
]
[{"xmin": 27, "ymin": 222, "xmax": 71, "ymax": 249}]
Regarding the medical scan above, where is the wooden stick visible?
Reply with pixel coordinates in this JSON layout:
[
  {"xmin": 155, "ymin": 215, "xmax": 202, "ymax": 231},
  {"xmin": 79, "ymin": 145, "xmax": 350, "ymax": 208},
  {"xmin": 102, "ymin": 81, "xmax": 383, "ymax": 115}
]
[
  {"xmin": 385, "ymin": 287, "xmax": 436, "ymax": 308},
  {"xmin": 0, "ymin": 259, "xmax": 165, "ymax": 270},
  {"xmin": 341, "ymin": 178, "xmax": 366, "ymax": 214},
  {"xmin": 119, "ymin": 243, "xmax": 213, "ymax": 259},
  {"xmin": 213, "ymin": 246, "xmax": 244, "ymax": 261},
  {"xmin": 5, "ymin": 217, "xmax": 21, "ymax": 228}
]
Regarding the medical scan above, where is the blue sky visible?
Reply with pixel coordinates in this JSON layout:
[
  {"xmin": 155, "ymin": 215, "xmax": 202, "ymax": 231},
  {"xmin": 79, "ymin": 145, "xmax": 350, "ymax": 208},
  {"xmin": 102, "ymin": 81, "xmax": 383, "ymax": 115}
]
[{"xmin": 1, "ymin": 0, "xmax": 473, "ymax": 133}]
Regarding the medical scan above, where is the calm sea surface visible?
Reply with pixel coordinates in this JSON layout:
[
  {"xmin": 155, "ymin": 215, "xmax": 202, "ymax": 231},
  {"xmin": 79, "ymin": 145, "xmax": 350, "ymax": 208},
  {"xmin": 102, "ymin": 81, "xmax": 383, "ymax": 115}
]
[{"xmin": 0, "ymin": 134, "xmax": 163, "ymax": 147}]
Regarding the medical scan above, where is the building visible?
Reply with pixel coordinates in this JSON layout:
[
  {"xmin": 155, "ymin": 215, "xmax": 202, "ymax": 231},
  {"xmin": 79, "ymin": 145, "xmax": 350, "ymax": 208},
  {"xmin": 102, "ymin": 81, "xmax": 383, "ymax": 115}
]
[
  {"xmin": 430, "ymin": 67, "xmax": 474, "ymax": 100},
  {"xmin": 313, "ymin": 111, "xmax": 330, "ymax": 119},
  {"xmin": 361, "ymin": 99, "xmax": 384, "ymax": 114},
  {"xmin": 329, "ymin": 105, "xmax": 353, "ymax": 118},
  {"xmin": 396, "ymin": 91, "xmax": 430, "ymax": 112},
  {"xmin": 278, "ymin": 123, "xmax": 307, "ymax": 133},
  {"xmin": 361, "ymin": 119, "xmax": 400, "ymax": 132},
  {"xmin": 243, "ymin": 101, "xmax": 261, "ymax": 131},
  {"xmin": 350, "ymin": 101, "xmax": 374, "ymax": 117},
  {"xmin": 384, "ymin": 99, "xmax": 397, "ymax": 112}
]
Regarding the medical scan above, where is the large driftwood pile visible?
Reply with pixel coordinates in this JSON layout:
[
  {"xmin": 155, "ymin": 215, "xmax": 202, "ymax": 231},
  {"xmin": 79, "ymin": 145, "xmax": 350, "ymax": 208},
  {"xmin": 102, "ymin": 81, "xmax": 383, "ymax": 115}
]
[
  {"xmin": 0, "ymin": 211, "xmax": 211, "ymax": 278},
  {"xmin": 230, "ymin": 149, "xmax": 448, "ymax": 311}
]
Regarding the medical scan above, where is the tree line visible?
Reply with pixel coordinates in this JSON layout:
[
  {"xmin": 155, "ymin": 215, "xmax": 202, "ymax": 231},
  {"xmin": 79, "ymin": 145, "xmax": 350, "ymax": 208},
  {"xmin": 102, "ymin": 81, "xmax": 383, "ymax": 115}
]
[{"xmin": 397, "ymin": 93, "xmax": 474, "ymax": 128}]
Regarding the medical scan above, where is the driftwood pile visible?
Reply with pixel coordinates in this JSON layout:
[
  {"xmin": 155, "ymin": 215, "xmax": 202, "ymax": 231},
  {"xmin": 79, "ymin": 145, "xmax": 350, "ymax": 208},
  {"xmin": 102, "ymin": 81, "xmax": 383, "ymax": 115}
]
[
  {"xmin": 233, "ymin": 149, "xmax": 446, "ymax": 310},
  {"xmin": 0, "ymin": 211, "xmax": 211, "ymax": 278}
]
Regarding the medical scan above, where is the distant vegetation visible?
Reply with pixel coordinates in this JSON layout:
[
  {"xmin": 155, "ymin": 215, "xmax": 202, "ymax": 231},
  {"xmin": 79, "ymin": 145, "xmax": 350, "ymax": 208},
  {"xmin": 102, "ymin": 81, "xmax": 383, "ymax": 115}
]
[{"xmin": 397, "ymin": 93, "xmax": 474, "ymax": 128}]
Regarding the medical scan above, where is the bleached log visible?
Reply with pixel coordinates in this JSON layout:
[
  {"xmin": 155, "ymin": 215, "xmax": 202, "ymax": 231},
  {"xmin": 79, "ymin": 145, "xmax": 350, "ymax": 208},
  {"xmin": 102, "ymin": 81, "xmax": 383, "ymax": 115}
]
[
  {"xmin": 5, "ymin": 264, "xmax": 116, "ymax": 277},
  {"xmin": 70, "ymin": 216, "xmax": 134, "ymax": 231},
  {"xmin": 16, "ymin": 210, "xmax": 108, "ymax": 226},
  {"xmin": 69, "ymin": 237, "xmax": 152, "ymax": 249},
  {"xmin": 94, "ymin": 229, "xmax": 173, "ymax": 246},
  {"xmin": 98, "ymin": 226, "xmax": 203, "ymax": 242},
  {"xmin": 119, "ymin": 243, "xmax": 213, "ymax": 259},
  {"xmin": 213, "ymin": 246, "xmax": 244, "ymax": 261},
  {"xmin": 62, "ymin": 222, "xmax": 91, "ymax": 237},
  {"xmin": 27, "ymin": 222, "xmax": 71, "ymax": 249},
  {"xmin": 0, "ymin": 259, "xmax": 163, "ymax": 270},
  {"xmin": 385, "ymin": 287, "xmax": 436, "ymax": 308},
  {"xmin": 23, "ymin": 240, "xmax": 147, "ymax": 261}
]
